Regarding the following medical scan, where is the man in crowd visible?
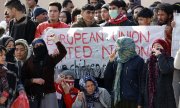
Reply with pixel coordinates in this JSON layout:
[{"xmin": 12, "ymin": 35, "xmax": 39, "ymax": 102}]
[
  {"xmin": 100, "ymin": 3, "xmax": 110, "ymax": 26},
  {"xmin": 4, "ymin": 0, "xmax": 36, "ymax": 44},
  {"xmin": 94, "ymin": 3, "xmax": 104, "ymax": 24},
  {"xmin": 33, "ymin": 7, "xmax": 48, "ymax": 26},
  {"xmin": 62, "ymin": 0, "xmax": 74, "ymax": 13},
  {"xmin": 26, "ymin": 0, "xmax": 39, "ymax": 17},
  {"xmin": 35, "ymin": 2, "xmax": 69, "ymax": 38},
  {"xmin": 71, "ymin": 4, "xmax": 99, "ymax": 27},
  {"xmin": 105, "ymin": 0, "xmax": 135, "ymax": 26},
  {"xmin": 137, "ymin": 8, "xmax": 153, "ymax": 25}
]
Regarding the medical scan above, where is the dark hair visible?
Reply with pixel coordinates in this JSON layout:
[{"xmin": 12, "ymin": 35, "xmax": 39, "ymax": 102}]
[
  {"xmin": 137, "ymin": 8, "xmax": 153, "ymax": 18},
  {"xmin": 4, "ymin": 0, "xmax": 26, "ymax": 13},
  {"xmin": 62, "ymin": 0, "xmax": 73, "ymax": 8},
  {"xmin": 156, "ymin": 3, "xmax": 173, "ymax": 15},
  {"xmin": 72, "ymin": 8, "xmax": 81, "ymax": 22},
  {"xmin": 49, "ymin": 2, "xmax": 62, "ymax": 12},
  {"xmin": 0, "ymin": 45, "xmax": 7, "ymax": 54},
  {"xmin": 88, "ymin": 0, "xmax": 99, "ymax": 4},
  {"xmin": 109, "ymin": 0, "xmax": 126, "ymax": 8},
  {"xmin": 172, "ymin": 2, "xmax": 180, "ymax": 13},
  {"xmin": 61, "ymin": 11, "xmax": 72, "ymax": 24},
  {"xmin": 34, "ymin": 0, "xmax": 38, "ymax": 4},
  {"xmin": 132, "ymin": 5, "xmax": 144, "ymax": 14},
  {"xmin": 94, "ymin": 3, "xmax": 103, "ymax": 10},
  {"xmin": 82, "ymin": 4, "xmax": 95, "ymax": 11}
]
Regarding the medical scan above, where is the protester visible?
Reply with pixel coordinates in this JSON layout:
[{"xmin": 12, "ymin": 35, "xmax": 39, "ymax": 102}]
[
  {"xmin": 105, "ymin": 1, "xmax": 135, "ymax": 26},
  {"xmin": 94, "ymin": 3, "xmax": 104, "ymax": 24},
  {"xmin": 4, "ymin": 0, "xmax": 36, "ymax": 44},
  {"xmin": 137, "ymin": 8, "xmax": 153, "ymax": 25},
  {"xmin": 35, "ymin": 2, "xmax": 69, "ymax": 38},
  {"xmin": 14, "ymin": 39, "xmax": 31, "ymax": 65},
  {"xmin": 131, "ymin": 5, "xmax": 144, "ymax": 24},
  {"xmin": 55, "ymin": 70, "xmax": 79, "ymax": 108},
  {"xmin": 143, "ymin": 39, "xmax": 176, "ymax": 108},
  {"xmin": 26, "ymin": 0, "xmax": 39, "ymax": 18},
  {"xmin": 100, "ymin": 4, "xmax": 110, "ymax": 26},
  {"xmin": 0, "ymin": 46, "xmax": 9, "ymax": 108},
  {"xmin": 59, "ymin": 11, "xmax": 72, "ymax": 25},
  {"xmin": 62, "ymin": 0, "xmax": 74, "ymax": 13},
  {"xmin": 104, "ymin": 37, "xmax": 144, "ymax": 108},
  {"xmin": 0, "ymin": 36, "xmax": 27, "ymax": 108},
  {"xmin": 156, "ymin": 3, "xmax": 173, "ymax": 26},
  {"xmin": 71, "ymin": 8, "xmax": 81, "ymax": 24},
  {"xmin": 72, "ymin": 75, "xmax": 111, "ymax": 108},
  {"xmin": 33, "ymin": 7, "xmax": 48, "ymax": 26},
  {"xmin": 21, "ymin": 35, "xmax": 67, "ymax": 108},
  {"xmin": 71, "ymin": 4, "xmax": 99, "ymax": 27}
]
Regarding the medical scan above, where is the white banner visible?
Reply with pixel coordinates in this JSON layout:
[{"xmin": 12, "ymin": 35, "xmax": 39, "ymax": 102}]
[
  {"xmin": 42, "ymin": 26, "xmax": 165, "ymax": 78},
  {"xmin": 172, "ymin": 13, "xmax": 180, "ymax": 57}
]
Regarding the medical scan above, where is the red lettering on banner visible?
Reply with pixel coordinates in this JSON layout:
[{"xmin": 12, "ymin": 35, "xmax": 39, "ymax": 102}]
[
  {"xmin": 140, "ymin": 31, "xmax": 150, "ymax": 43},
  {"xmin": 67, "ymin": 35, "xmax": 73, "ymax": 45},
  {"xmin": 75, "ymin": 46, "xmax": 81, "ymax": 58},
  {"xmin": 83, "ymin": 46, "xmax": 92, "ymax": 58},
  {"xmin": 102, "ymin": 45, "xmax": 114, "ymax": 59},
  {"xmin": 82, "ymin": 33, "xmax": 89, "ymax": 44},
  {"xmin": 136, "ymin": 45, "xmax": 150, "ymax": 58},
  {"xmin": 96, "ymin": 32, "xmax": 104, "ymax": 42},
  {"xmin": 90, "ymin": 32, "xmax": 97, "ymax": 43},
  {"xmin": 59, "ymin": 34, "xmax": 67, "ymax": 44},
  {"xmin": 132, "ymin": 31, "xmax": 139, "ymax": 43},
  {"xmin": 74, "ymin": 32, "xmax": 81, "ymax": 44},
  {"xmin": 66, "ymin": 47, "xmax": 73, "ymax": 59}
]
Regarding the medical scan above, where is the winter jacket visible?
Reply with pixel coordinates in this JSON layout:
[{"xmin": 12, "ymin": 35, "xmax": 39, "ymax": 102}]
[
  {"xmin": 143, "ymin": 54, "xmax": 176, "ymax": 108},
  {"xmin": 71, "ymin": 17, "xmax": 99, "ymax": 28},
  {"xmin": 9, "ymin": 16, "xmax": 36, "ymax": 44},
  {"xmin": 21, "ymin": 42, "xmax": 67, "ymax": 97},
  {"xmin": 104, "ymin": 55, "xmax": 144, "ymax": 105},
  {"xmin": 72, "ymin": 87, "xmax": 111, "ymax": 108},
  {"xmin": 35, "ymin": 21, "xmax": 69, "ymax": 38}
]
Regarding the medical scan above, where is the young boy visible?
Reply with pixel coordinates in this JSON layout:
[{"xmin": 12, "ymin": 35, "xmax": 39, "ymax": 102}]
[{"xmin": 137, "ymin": 8, "xmax": 153, "ymax": 25}]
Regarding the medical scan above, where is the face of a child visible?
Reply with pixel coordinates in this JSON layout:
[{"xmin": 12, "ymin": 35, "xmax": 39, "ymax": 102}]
[{"xmin": 0, "ymin": 50, "xmax": 6, "ymax": 64}]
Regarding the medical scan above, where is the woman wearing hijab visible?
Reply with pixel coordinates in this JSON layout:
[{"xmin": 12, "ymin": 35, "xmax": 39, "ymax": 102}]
[
  {"xmin": 104, "ymin": 37, "xmax": 144, "ymax": 108},
  {"xmin": 143, "ymin": 39, "xmax": 176, "ymax": 108},
  {"xmin": 21, "ymin": 35, "xmax": 67, "ymax": 108},
  {"xmin": 72, "ymin": 75, "xmax": 111, "ymax": 108}
]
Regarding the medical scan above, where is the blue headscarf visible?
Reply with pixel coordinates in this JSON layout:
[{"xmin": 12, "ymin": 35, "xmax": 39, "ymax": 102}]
[{"xmin": 79, "ymin": 76, "xmax": 99, "ymax": 108}]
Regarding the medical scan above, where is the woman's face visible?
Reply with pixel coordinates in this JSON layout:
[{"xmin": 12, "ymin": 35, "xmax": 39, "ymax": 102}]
[
  {"xmin": 85, "ymin": 81, "xmax": 95, "ymax": 95},
  {"xmin": 152, "ymin": 43, "xmax": 163, "ymax": 51},
  {"xmin": 15, "ymin": 44, "xmax": 27, "ymax": 61},
  {"xmin": 59, "ymin": 12, "xmax": 67, "ymax": 23},
  {"xmin": 6, "ymin": 41, "xmax": 14, "ymax": 49},
  {"xmin": 0, "ymin": 50, "xmax": 6, "ymax": 64}
]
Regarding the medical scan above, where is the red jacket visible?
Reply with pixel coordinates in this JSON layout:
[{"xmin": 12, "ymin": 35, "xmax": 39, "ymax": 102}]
[
  {"xmin": 35, "ymin": 21, "xmax": 69, "ymax": 38},
  {"xmin": 54, "ymin": 83, "xmax": 79, "ymax": 108}
]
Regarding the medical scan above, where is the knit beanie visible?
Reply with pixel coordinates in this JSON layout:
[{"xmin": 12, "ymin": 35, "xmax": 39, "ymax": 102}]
[
  {"xmin": 33, "ymin": 7, "xmax": 47, "ymax": 18},
  {"xmin": 61, "ymin": 70, "xmax": 75, "ymax": 79},
  {"xmin": 152, "ymin": 39, "xmax": 169, "ymax": 52},
  {"xmin": 101, "ymin": 3, "xmax": 109, "ymax": 10}
]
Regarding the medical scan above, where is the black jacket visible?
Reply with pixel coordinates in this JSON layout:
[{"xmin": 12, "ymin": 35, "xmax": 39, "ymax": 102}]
[
  {"xmin": 104, "ymin": 55, "xmax": 144, "ymax": 105},
  {"xmin": 9, "ymin": 16, "xmax": 36, "ymax": 44}
]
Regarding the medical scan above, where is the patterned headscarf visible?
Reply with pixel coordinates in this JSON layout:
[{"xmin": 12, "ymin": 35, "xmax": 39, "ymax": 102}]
[
  {"xmin": 79, "ymin": 76, "xmax": 99, "ymax": 108},
  {"xmin": 113, "ymin": 37, "xmax": 137, "ymax": 106}
]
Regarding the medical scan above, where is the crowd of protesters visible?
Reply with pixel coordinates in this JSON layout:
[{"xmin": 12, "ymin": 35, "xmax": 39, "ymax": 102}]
[{"xmin": 0, "ymin": 0, "xmax": 179, "ymax": 108}]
